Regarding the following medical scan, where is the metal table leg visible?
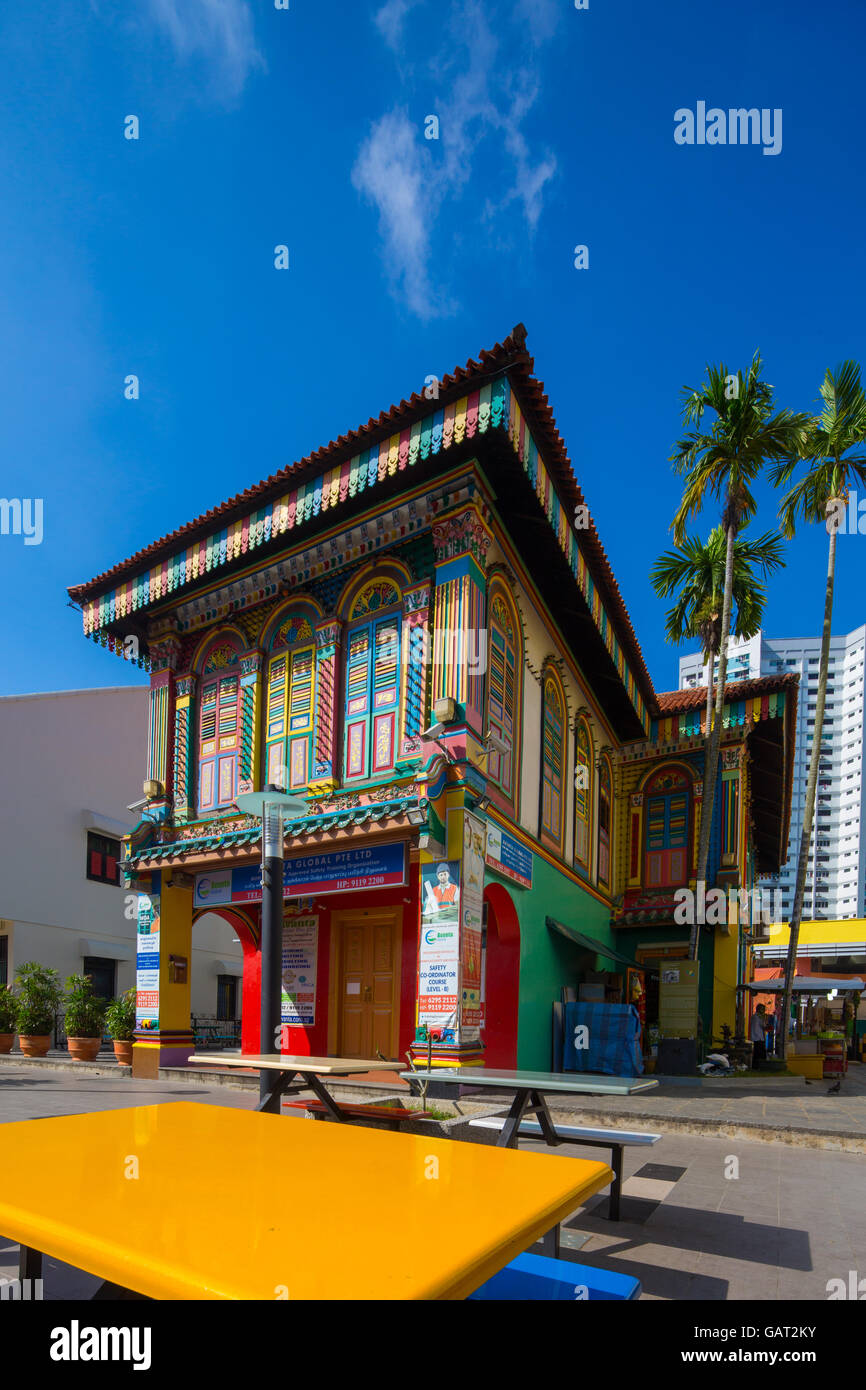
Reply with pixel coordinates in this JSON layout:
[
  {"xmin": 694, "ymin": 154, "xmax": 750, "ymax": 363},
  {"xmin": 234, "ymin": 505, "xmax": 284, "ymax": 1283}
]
[
  {"xmin": 303, "ymin": 1072, "xmax": 349, "ymax": 1122},
  {"xmin": 496, "ymin": 1088, "xmax": 532, "ymax": 1148},
  {"xmin": 608, "ymin": 1146, "xmax": 624, "ymax": 1221},
  {"xmin": 255, "ymin": 1069, "xmax": 308, "ymax": 1114},
  {"xmin": 540, "ymin": 1225, "xmax": 561, "ymax": 1258},
  {"xmin": 18, "ymin": 1245, "xmax": 42, "ymax": 1282}
]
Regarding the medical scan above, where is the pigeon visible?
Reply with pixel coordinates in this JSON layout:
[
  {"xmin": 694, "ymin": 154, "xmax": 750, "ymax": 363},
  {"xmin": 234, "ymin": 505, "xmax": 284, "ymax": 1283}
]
[{"xmin": 826, "ymin": 1080, "xmax": 841, "ymax": 1094}]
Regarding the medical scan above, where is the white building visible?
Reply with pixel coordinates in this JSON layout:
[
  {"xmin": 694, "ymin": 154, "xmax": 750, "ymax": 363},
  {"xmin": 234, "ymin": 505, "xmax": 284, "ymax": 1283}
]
[
  {"xmin": 0, "ymin": 688, "xmax": 243, "ymax": 1028},
  {"xmin": 679, "ymin": 627, "xmax": 866, "ymax": 921}
]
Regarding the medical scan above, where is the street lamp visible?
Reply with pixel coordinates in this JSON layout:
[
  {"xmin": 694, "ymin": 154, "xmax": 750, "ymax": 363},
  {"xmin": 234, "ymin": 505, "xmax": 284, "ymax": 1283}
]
[{"xmin": 234, "ymin": 785, "xmax": 307, "ymax": 1110}]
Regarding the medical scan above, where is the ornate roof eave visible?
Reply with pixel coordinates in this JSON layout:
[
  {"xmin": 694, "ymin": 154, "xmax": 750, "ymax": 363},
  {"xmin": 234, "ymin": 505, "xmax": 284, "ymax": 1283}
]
[
  {"xmin": 125, "ymin": 801, "xmax": 423, "ymax": 873},
  {"xmin": 68, "ymin": 326, "xmax": 655, "ymax": 733}
]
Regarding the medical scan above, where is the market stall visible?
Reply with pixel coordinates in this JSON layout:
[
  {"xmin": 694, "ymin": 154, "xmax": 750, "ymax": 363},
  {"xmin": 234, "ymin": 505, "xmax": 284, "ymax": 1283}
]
[{"xmin": 740, "ymin": 977, "xmax": 864, "ymax": 1079}]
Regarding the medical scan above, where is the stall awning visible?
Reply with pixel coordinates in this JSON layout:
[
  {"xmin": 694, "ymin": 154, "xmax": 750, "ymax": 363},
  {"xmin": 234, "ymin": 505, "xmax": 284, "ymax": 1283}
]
[
  {"xmin": 214, "ymin": 959, "xmax": 243, "ymax": 977},
  {"xmin": 741, "ymin": 977, "xmax": 864, "ymax": 993},
  {"xmin": 79, "ymin": 938, "xmax": 134, "ymax": 961},
  {"xmin": 754, "ymin": 942, "xmax": 866, "ymax": 960},
  {"xmin": 546, "ymin": 917, "xmax": 639, "ymax": 969}
]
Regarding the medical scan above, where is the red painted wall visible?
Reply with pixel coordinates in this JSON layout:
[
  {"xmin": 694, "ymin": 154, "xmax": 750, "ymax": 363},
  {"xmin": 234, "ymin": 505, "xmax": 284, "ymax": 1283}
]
[
  {"xmin": 482, "ymin": 883, "xmax": 521, "ymax": 1068},
  {"xmin": 235, "ymin": 857, "xmax": 420, "ymax": 1060}
]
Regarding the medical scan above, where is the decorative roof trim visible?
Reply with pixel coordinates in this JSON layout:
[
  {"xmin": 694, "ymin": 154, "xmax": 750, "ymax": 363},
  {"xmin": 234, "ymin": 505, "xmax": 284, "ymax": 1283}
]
[{"xmin": 72, "ymin": 330, "xmax": 653, "ymax": 730}]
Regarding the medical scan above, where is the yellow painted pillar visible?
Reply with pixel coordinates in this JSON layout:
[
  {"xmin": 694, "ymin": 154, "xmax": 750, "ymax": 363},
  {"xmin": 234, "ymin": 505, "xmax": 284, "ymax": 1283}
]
[
  {"xmin": 712, "ymin": 914, "xmax": 740, "ymax": 1042},
  {"xmin": 131, "ymin": 871, "xmax": 194, "ymax": 1079}
]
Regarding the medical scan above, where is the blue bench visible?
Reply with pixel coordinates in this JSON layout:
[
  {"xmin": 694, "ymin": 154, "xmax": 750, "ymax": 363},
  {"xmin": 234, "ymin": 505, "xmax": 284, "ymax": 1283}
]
[{"xmin": 469, "ymin": 1252, "xmax": 640, "ymax": 1301}]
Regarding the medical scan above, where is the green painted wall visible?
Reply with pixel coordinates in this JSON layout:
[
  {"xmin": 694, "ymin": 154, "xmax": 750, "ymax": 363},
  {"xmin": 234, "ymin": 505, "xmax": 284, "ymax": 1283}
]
[
  {"xmin": 616, "ymin": 925, "xmax": 716, "ymax": 1047},
  {"xmin": 486, "ymin": 853, "xmax": 616, "ymax": 1071}
]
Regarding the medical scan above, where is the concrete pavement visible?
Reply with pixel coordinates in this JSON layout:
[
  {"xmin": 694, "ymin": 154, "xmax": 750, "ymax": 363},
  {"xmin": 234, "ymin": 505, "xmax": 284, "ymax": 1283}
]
[{"xmin": 0, "ymin": 1062, "xmax": 864, "ymax": 1300}]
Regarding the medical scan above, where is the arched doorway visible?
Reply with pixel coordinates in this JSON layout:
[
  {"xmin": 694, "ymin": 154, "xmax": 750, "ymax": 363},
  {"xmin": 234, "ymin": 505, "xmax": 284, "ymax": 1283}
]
[
  {"xmin": 482, "ymin": 883, "xmax": 521, "ymax": 1068},
  {"xmin": 192, "ymin": 906, "xmax": 259, "ymax": 1053}
]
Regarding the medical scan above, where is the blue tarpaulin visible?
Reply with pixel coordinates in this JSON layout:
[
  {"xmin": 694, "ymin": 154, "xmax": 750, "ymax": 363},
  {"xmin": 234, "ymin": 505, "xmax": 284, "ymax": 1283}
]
[{"xmin": 563, "ymin": 1002, "xmax": 644, "ymax": 1077}]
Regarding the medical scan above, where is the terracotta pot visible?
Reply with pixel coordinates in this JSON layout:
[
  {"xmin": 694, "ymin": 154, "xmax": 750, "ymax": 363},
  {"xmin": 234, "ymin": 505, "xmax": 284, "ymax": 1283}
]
[
  {"xmin": 113, "ymin": 1039, "xmax": 134, "ymax": 1065},
  {"xmin": 67, "ymin": 1036, "xmax": 102, "ymax": 1062},
  {"xmin": 18, "ymin": 1034, "xmax": 51, "ymax": 1058},
  {"xmin": 0, "ymin": 1033, "xmax": 14, "ymax": 1054}
]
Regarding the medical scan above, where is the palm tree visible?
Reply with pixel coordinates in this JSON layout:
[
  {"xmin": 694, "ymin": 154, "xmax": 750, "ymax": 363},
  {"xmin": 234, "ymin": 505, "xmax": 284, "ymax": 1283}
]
[
  {"xmin": 651, "ymin": 525, "xmax": 786, "ymax": 957},
  {"xmin": 770, "ymin": 361, "xmax": 866, "ymax": 1061},
  {"xmin": 670, "ymin": 354, "xmax": 807, "ymax": 950}
]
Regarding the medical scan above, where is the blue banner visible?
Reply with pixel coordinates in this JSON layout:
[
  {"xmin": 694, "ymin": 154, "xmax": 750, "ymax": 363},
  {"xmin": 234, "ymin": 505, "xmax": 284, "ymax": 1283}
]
[{"xmin": 195, "ymin": 841, "xmax": 407, "ymax": 907}]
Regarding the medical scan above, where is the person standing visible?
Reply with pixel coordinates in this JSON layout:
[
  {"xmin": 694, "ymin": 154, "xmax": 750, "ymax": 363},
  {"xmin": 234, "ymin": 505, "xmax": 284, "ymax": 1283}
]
[{"xmin": 750, "ymin": 1003, "xmax": 767, "ymax": 1068}]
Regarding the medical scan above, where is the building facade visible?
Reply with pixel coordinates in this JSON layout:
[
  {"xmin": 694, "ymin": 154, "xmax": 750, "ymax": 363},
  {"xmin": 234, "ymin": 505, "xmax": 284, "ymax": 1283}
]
[
  {"xmin": 0, "ymin": 688, "xmax": 243, "ymax": 1025},
  {"xmin": 680, "ymin": 627, "xmax": 866, "ymax": 920},
  {"xmin": 68, "ymin": 328, "xmax": 797, "ymax": 1074}
]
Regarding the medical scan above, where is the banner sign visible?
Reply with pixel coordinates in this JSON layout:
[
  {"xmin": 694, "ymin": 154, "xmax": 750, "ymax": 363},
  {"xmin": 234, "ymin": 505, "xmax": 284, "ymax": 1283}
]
[
  {"xmin": 281, "ymin": 915, "xmax": 319, "ymax": 1027},
  {"xmin": 135, "ymin": 894, "xmax": 160, "ymax": 1027},
  {"xmin": 418, "ymin": 860, "xmax": 460, "ymax": 1033},
  {"xmin": 485, "ymin": 824, "xmax": 533, "ymax": 889},
  {"xmin": 194, "ymin": 842, "xmax": 406, "ymax": 908},
  {"xmin": 460, "ymin": 813, "xmax": 486, "ymax": 1040}
]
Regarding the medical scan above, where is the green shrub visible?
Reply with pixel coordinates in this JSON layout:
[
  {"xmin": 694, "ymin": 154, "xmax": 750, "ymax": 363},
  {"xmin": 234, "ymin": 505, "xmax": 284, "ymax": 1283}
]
[
  {"xmin": 63, "ymin": 973, "xmax": 108, "ymax": 1039},
  {"xmin": 14, "ymin": 962, "xmax": 62, "ymax": 1036},
  {"xmin": 0, "ymin": 987, "xmax": 18, "ymax": 1032},
  {"xmin": 105, "ymin": 988, "xmax": 136, "ymax": 1042}
]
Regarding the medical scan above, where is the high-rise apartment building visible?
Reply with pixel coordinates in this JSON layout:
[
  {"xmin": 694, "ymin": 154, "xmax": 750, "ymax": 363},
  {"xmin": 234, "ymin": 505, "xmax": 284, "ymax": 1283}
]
[{"xmin": 678, "ymin": 626, "xmax": 866, "ymax": 920}]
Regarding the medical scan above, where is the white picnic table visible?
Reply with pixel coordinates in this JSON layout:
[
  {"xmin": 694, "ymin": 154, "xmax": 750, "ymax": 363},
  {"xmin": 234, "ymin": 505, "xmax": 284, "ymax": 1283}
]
[{"xmin": 188, "ymin": 1052, "xmax": 397, "ymax": 1115}]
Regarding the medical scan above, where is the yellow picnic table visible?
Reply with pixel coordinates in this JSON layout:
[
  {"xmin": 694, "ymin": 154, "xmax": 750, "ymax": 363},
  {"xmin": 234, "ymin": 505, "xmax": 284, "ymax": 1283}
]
[{"xmin": 0, "ymin": 1102, "xmax": 612, "ymax": 1300}]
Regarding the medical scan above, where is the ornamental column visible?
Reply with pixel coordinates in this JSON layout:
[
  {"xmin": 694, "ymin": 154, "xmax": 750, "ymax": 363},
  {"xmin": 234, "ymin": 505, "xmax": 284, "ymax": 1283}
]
[
  {"xmin": 173, "ymin": 675, "xmax": 196, "ymax": 821},
  {"xmin": 430, "ymin": 502, "xmax": 492, "ymax": 743},
  {"xmin": 239, "ymin": 651, "xmax": 264, "ymax": 793},
  {"xmin": 146, "ymin": 630, "xmax": 182, "ymax": 815},
  {"xmin": 400, "ymin": 580, "xmax": 432, "ymax": 758},
  {"xmin": 413, "ymin": 501, "xmax": 492, "ymax": 1069},
  {"xmin": 310, "ymin": 617, "xmax": 343, "ymax": 797}
]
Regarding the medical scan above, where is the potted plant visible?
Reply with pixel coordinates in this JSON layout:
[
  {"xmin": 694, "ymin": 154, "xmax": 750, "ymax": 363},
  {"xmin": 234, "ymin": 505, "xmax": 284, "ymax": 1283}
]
[
  {"xmin": 105, "ymin": 988, "xmax": 136, "ymax": 1065},
  {"xmin": 63, "ymin": 973, "xmax": 108, "ymax": 1062},
  {"xmin": 15, "ymin": 962, "xmax": 62, "ymax": 1057},
  {"xmin": 0, "ymin": 986, "xmax": 17, "ymax": 1053}
]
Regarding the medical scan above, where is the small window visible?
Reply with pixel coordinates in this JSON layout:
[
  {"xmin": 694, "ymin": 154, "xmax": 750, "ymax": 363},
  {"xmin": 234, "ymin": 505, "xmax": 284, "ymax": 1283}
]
[
  {"xmin": 86, "ymin": 832, "xmax": 121, "ymax": 886},
  {"xmin": 82, "ymin": 956, "xmax": 116, "ymax": 1001}
]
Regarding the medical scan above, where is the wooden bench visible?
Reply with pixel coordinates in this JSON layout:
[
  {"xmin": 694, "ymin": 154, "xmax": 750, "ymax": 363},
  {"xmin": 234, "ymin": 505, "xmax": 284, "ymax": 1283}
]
[
  {"xmin": 468, "ymin": 1251, "xmax": 640, "ymax": 1301},
  {"xmin": 468, "ymin": 1117, "xmax": 661, "ymax": 1220},
  {"xmin": 284, "ymin": 1099, "xmax": 433, "ymax": 1131}
]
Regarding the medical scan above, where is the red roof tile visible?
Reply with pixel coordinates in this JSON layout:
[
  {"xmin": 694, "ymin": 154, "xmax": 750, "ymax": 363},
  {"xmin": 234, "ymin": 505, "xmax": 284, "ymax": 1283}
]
[
  {"xmin": 68, "ymin": 324, "xmax": 654, "ymax": 704},
  {"xmin": 655, "ymin": 672, "xmax": 799, "ymax": 713}
]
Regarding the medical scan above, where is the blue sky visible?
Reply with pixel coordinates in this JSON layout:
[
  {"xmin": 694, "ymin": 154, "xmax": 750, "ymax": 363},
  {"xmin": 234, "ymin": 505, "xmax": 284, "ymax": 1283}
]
[{"xmin": 1, "ymin": 0, "xmax": 864, "ymax": 698}]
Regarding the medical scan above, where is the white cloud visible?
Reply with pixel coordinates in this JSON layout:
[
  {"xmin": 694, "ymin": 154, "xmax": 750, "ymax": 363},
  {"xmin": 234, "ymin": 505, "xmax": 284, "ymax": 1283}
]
[
  {"xmin": 354, "ymin": 0, "xmax": 558, "ymax": 316},
  {"xmin": 351, "ymin": 109, "xmax": 443, "ymax": 320},
  {"xmin": 146, "ymin": 0, "xmax": 264, "ymax": 100},
  {"xmin": 513, "ymin": 0, "xmax": 560, "ymax": 46},
  {"xmin": 374, "ymin": 0, "xmax": 425, "ymax": 52}
]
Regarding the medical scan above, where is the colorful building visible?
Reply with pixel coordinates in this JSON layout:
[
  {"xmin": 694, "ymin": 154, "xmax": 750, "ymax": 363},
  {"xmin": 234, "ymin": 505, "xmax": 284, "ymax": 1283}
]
[{"xmin": 67, "ymin": 326, "xmax": 798, "ymax": 1075}]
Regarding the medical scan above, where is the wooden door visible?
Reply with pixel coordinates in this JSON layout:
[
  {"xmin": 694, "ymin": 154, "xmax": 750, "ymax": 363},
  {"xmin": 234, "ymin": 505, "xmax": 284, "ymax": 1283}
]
[{"xmin": 332, "ymin": 909, "xmax": 400, "ymax": 1059}]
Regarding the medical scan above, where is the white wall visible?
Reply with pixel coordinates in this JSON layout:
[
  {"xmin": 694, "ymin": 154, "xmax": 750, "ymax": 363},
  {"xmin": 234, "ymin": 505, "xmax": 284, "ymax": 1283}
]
[{"xmin": 0, "ymin": 687, "xmax": 243, "ymax": 1014}]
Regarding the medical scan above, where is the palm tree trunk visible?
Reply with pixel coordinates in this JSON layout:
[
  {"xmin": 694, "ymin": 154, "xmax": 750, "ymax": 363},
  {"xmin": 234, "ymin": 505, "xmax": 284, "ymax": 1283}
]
[
  {"xmin": 705, "ymin": 662, "xmax": 714, "ymax": 753},
  {"xmin": 691, "ymin": 525, "xmax": 736, "ymax": 959},
  {"xmin": 778, "ymin": 516, "xmax": 838, "ymax": 1061}
]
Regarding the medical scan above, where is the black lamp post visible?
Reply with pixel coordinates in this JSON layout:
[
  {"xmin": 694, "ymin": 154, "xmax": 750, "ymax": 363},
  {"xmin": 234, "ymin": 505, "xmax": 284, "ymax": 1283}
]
[{"xmin": 234, "ymin": 785, "xmax": 307, "ymax": 1110}]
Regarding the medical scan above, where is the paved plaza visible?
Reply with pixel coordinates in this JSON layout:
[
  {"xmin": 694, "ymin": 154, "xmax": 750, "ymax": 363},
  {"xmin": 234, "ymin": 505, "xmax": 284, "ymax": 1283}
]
[{"xmin": 0, "ymin": 1061, "xmax": 863, "ymax": 1301}]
